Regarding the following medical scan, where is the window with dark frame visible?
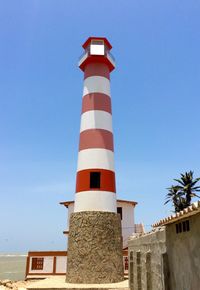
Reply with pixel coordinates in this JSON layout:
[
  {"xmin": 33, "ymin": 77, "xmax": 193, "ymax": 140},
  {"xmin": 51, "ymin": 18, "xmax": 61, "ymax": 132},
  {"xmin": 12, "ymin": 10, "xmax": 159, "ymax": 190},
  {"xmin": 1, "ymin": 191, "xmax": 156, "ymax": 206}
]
[
  {"xmin": 117, "ymin": 207, "xmax": 123, "ymax": 220},
  {"xmin": 175, "ymin": 220, "xmax": 190, "ymax": 234},
  {"xmin": 90, "ymin": 172, "xmax": 101, "ymax": 189},
  {"xmin": 186, "ymin": 220, "xmax": 190, "ymax": 231},
  {"xmin": 178, "ymin": 222, "xmax": 182, "ymax": 233},
  {"xmin": 183, "ymin": 221, "xmax": 186, "ymax": 232},
  {"xmin": 124, "ymin": 257, "xmax": 128, "ymax": 270},
  {"xmin": 31, "ymin": 257, "xmax": 44, "ymax": 270}
]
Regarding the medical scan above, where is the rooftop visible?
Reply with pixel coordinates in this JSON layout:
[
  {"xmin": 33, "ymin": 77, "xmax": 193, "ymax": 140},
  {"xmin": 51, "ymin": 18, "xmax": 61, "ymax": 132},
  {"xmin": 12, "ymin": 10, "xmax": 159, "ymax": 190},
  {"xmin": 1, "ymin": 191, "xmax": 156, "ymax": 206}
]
[
  {"xmin": 152, "ymin": 201, "xmax": 200, "ymax": 227},
  {"xmin": 82, "ymin": 37, "xmax": 112, "ymax": 50},
  {"xmin": 60, "ymin": 199, "xmax": 137, "ymax": 208}
]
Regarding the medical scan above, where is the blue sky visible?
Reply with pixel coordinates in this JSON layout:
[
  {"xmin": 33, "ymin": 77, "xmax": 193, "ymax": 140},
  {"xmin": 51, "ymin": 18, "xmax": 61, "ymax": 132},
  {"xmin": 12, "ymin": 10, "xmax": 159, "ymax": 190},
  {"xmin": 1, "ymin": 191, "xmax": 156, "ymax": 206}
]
[{"xmin": 0, "ymin": 0, "xmax": 200, "ymax": 252}]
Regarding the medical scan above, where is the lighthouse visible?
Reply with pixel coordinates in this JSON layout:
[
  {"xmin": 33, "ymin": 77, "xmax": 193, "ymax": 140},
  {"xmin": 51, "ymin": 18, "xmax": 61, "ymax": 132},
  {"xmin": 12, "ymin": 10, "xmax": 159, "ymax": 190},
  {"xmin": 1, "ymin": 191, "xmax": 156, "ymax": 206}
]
[{"xmin": 66, "ymin": 37, "xmax": 124, "ymax": 284}]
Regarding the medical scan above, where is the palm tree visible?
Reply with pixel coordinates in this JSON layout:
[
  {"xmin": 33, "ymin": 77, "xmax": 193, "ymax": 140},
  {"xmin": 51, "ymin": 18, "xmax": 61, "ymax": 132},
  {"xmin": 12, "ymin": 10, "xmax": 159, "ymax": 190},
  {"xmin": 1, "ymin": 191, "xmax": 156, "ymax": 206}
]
[
  {"xmin": 174, "ymin": 171, "xmax": 200, "ymax": 207},
  {"xmin": 165, "ymin": 171, "xmax": 200, "ymax": 212},
  {"xmin": 165, "ymin": 185, "xmax": 186, "ymax": 212}
]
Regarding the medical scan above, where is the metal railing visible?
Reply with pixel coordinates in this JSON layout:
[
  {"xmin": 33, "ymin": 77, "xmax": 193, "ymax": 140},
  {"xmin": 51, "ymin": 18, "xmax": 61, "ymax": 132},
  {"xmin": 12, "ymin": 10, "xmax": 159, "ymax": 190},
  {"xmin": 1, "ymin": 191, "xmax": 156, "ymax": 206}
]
[
  {"xmin": 78, "ymin": 50, "xmax": 115, "ymax": 64},
  {"xmin": 107, "ymin": 51, "xmax": 115, "ymax": 62},
  {"xmin": 78, "ymin": 51, "xmax": 88, "ymax": 61}
]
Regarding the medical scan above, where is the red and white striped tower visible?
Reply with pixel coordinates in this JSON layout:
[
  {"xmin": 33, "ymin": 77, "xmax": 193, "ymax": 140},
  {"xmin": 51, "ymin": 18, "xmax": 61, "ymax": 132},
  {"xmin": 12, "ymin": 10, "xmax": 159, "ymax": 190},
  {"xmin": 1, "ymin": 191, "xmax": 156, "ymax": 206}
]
[
  {"xmin": 75, "ymin": 38, "xmax": 116, "ymax": 212},
  {"xmin": 66, "ymin": 37, "xmax": 124, "ymax": 284}
]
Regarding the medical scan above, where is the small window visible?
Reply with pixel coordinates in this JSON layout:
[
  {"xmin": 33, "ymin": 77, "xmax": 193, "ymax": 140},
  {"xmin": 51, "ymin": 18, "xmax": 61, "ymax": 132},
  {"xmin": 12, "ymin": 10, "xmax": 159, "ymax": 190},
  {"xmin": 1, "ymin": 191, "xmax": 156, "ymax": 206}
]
[
  {"xmin": 186, "ymin": 220, "xmax": 190, "ymax": 231},
  {"xmin": 91, "ymin": 40, "xmax": 104, "ymax": 45},
  {"xmin": 90, "ymin": 172, "xmax": 101, "ymax": 189},
  {"xmin": 178, "ymin": 222, "xmax": 182, "ymax": 233},
  {"xmin": 31, "ymin": 257, "xmax": 44, "ymax": 270},
  {"xmin": 175, "ymin": 220, "xmax": 190, "ymax": 234},
  {"xmin": 124, "ymin": 257, "xmax": 128, "ymax": 270},
  {"xmin": 117, "ymin": 207, "xmax": 123, "ymax": 220},
  {"xmin": 182, "ymin": 221, "xmax": 186, "ymax": 232}
]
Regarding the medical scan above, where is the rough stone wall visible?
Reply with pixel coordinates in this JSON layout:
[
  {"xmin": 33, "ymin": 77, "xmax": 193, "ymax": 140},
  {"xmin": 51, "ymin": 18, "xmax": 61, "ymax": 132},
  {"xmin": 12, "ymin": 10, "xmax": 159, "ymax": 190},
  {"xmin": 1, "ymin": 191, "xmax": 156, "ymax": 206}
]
[
  {"xmin": 166, "ymin": 213, "xmax": 200, "ymax": 290},
  {"xmin": 66, "ymin": 211, "xmax": 124, "ymax": 283},
  {"xmin": 128, "ymin": 228, "xmax": 168, "ymax": 290}
]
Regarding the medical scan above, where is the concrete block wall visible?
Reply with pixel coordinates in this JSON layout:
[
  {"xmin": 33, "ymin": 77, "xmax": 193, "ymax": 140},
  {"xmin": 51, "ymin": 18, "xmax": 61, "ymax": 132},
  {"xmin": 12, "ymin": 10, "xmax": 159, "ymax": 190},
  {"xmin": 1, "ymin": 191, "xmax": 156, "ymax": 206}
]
[
  {"xmin": 128, "ymin": 213, "xmax": 200, "ymax": 290},
  {"xmin": 128, "ymin": 228, "xmax": 167, "ymax": 290},
  {"xmin": 166, "ymin": 213, "xmax": 200, "ymax": 290}
]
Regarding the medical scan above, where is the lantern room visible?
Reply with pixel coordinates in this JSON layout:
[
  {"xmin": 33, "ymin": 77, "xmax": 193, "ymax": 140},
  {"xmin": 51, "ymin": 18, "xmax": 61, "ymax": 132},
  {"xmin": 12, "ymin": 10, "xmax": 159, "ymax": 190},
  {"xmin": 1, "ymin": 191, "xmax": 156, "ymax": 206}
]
[{"xmin": 78, "ymin": 37, "xmax": 115, "ymax": 72}]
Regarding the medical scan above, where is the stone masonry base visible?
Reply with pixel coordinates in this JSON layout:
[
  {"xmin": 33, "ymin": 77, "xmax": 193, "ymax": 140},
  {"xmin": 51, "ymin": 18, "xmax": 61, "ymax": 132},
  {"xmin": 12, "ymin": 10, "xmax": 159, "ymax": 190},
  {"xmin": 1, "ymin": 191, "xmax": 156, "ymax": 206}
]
[{"xmin": 66, "ymin": 211, "xmax": 124, "ymax": 284}]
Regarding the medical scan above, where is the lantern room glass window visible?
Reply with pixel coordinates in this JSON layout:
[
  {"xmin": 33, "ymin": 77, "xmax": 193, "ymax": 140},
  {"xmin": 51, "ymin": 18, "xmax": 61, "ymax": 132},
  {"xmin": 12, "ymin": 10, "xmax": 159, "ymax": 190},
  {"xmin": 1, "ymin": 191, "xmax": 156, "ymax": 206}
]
[
  {"xmin": 90, "ymin": 40, "xmax": 105, "ymax": 56},
  {"xmin": 91, "ymin": 40, "xmax": 104, "ymax": 45}
]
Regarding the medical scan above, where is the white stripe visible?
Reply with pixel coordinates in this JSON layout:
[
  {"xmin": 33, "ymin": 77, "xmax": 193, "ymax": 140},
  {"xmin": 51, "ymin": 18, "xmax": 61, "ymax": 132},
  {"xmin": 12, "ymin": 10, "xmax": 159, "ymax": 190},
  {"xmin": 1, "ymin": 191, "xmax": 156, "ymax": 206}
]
[
  {"xmin": 74, "ymin": 191, "xmax": 117, "ymax": 212},
  {"xmin": 77, "ymin": 149, "xmax": 115, "ymax": 171},
  {"xmin": 83, "ymin": 76, "xmax": 110, "ymax": 97},
  {"xmin": 80, "ymin": 110, "xmax": 113, "ymax": 133}
]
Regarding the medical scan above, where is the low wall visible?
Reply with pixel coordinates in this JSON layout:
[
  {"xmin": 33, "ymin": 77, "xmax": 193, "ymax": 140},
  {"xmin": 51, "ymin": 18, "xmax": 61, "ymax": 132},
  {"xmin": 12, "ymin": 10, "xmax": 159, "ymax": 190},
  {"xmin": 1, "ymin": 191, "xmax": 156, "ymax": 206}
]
[
  {"xmin": 129, "ymin": 212, "xmax": 200, "ymax": 290},
  {"xmin": 26, "ymin": 250, "xmax": 128, "ymax": 279},
  {"xmin": 26, "ymin": 251, "xmax": 67, "ymax": 278},
  {"xmin": 128, "ymin": 228, "xmax": 168, "ymax": 290}
]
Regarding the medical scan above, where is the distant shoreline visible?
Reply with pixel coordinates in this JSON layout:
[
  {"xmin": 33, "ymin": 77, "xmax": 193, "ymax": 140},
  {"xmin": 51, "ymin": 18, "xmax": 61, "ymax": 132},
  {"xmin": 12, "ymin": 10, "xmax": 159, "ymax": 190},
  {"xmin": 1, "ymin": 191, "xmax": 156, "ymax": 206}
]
[
  {"xmin": 0, "ymin": 254, "xmax": 26, "ymax": 281},
  {"xmin": 0, "ymin": 254, "xmax": 27, "ymax": 257}
]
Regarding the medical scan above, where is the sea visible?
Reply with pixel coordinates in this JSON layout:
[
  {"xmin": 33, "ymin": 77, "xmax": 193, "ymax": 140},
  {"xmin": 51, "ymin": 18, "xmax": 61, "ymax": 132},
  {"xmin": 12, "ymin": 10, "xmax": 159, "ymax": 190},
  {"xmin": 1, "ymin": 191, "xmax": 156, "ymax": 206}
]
[{"xmin": 0, "ymin": 254, "xmax": 27, "ymax": 281}]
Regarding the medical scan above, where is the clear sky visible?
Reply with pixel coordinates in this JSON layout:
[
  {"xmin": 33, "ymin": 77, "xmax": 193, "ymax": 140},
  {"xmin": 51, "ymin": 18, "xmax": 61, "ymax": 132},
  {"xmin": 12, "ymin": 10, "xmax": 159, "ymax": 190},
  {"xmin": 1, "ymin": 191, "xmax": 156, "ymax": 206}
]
[{"xmin": 0, "ymin": 0, "xmax": 200, "ymax": 252}]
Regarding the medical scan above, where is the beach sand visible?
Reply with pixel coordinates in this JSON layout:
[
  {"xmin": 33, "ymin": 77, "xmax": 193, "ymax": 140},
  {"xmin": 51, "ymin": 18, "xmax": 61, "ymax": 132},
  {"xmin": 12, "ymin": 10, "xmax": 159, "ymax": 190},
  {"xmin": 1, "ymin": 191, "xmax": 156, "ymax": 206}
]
[{"xmin": 0, "ymin": 279, "xmax": 37, "ymax": 290}]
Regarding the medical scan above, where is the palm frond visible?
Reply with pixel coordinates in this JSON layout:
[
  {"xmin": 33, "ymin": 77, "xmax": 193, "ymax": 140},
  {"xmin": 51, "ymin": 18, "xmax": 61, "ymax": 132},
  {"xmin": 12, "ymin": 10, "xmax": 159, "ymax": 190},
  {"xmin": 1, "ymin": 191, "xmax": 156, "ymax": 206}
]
[
  {"xmin": 164, "ymin": 171, "xmax": 200, "ymax": 212},
  {"xmin": 174, "ymin": 178, "xmax": 185, "ymax": 186}
]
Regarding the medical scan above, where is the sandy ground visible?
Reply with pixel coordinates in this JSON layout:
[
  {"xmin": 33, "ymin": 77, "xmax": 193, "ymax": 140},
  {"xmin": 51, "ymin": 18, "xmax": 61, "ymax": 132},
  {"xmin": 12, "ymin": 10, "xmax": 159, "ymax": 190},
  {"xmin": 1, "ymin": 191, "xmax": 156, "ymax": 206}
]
[
  {"xmin": 0, "ymin": 279, "xmax": 37, "ymax": 290},
  {"xmin": 1, "ymin": 277, "xmax": 129, "ymax": 290},
  {"xmin": 26, "ymin": 276, "xmax": 129, "ymax": 290}
]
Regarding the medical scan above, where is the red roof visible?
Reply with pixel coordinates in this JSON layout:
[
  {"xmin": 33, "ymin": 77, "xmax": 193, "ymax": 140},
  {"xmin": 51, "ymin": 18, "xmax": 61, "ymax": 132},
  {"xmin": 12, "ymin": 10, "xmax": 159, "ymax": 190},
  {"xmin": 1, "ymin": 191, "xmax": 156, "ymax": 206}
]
[
  {"xmin": 152, "ymin": 201, "xmax": 200, "ymax": 227},
  {"xmin": 82, "ymin": 37, "xmax": 112, "ymax": 50}
]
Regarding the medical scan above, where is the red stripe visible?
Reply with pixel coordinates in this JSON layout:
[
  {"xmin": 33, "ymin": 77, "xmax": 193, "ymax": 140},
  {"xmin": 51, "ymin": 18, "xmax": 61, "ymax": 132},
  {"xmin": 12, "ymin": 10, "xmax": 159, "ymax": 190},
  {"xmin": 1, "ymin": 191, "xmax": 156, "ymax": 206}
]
[
  {"xmin": 76, "ymin": 169, "xmax": 116, "ymax": 193},
  {"xmin": 84, "ymin": 63, "xmax": 110, "ymax": 80},
  {"xmin": 79, "ymin": 129, "xmax": 114, "ymax": 151},
  {"xmin": 82, "ymin": 93, "xmax": 112, "ymax": 114}
]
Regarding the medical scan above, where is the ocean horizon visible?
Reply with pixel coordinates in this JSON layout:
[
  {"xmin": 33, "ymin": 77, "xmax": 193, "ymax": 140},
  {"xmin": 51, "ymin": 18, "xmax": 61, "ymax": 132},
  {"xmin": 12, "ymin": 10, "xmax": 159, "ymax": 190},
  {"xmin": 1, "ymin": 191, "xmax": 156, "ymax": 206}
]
[{"xmin": 0, "ymin": 253, "xmax": 27, "ymax": 281}]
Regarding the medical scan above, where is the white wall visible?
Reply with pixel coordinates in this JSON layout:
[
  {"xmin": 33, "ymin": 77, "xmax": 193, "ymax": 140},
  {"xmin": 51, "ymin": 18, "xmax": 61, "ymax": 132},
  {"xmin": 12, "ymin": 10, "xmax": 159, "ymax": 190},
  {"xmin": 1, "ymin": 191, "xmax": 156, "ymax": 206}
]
[
  {"xmin": 56, "ymin": 256, "xmax": 67, "ymax": 273},
  {"xmin": 117, "ymin": 202, "xmax": 135, "ymax": 248},
  {"xmin": 67, "ymin": 204, "xmax": 74, "ymax": 230}
]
